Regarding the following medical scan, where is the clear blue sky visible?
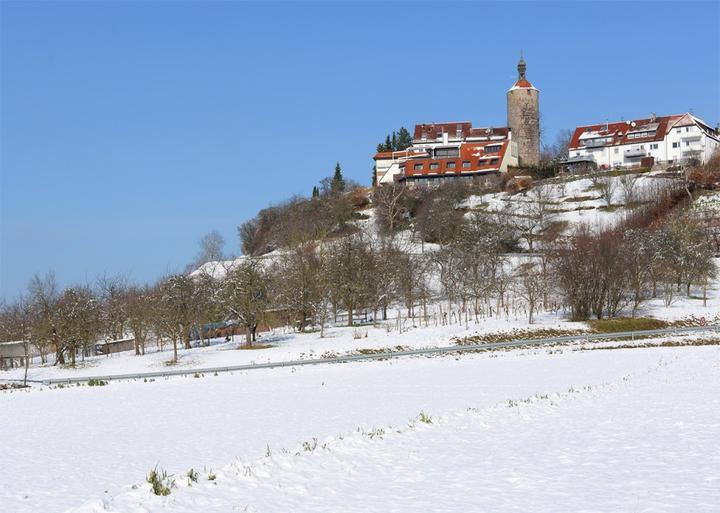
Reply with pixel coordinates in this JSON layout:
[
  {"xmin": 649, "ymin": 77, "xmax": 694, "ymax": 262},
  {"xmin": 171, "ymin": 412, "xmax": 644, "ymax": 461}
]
[{"xmin": 1, "ymin": 1, "xmax": 719, "ymax": 300}]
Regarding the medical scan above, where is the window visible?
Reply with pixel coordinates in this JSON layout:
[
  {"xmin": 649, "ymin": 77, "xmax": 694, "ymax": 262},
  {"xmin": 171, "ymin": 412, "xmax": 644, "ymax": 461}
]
[
  {"xmin": 686, "ymin": 127, "xmax": 690, "ymax": 132},
  {"xmin": 446, "ymin": 162, "xmax": 456, "ymax": 169},
  {"xmin": 650, "ymin": 143, "xmax": 658, "ymax": 150},
  {"xmin": 434, "ymin": 147, "xmax": 460, "ymax": 158},
  {"xmin": 413, "ymin": 163, "xmax": 423, "ymax": 170},
  {"xmin": 490, "ymin": 158, "xmax": 499, "ymax": 165},
  {"xmin": 429, "ymin": 163, "xmax": 439, "ymax": 170},
  {"xmin": 614, "ymin": 148, "xmax": 619, "ymax": 154},
  {"xmin": 676, "ymin": 128, "xmax": 681, "ymax": 134},
  {"xmin": 462, "ymin": 161, "xmax": 471, "ymax": 168},
  {"xmin": 672, "ymin": 142, "xmax": 679, "ymax": 148},
  {"xmin": 478, "ymin": 159, "xmax": 486, "ymax": 166},
  {"xmin": 485, "ymin": 145, "xmax": 502, "ymax": 154}
]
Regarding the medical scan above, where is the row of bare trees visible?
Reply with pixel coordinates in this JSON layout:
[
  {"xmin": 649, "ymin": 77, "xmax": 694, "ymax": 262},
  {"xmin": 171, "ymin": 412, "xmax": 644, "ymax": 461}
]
[{"xmin": 3, "ymin": 171, "xmax": 718, "ymax": 367}]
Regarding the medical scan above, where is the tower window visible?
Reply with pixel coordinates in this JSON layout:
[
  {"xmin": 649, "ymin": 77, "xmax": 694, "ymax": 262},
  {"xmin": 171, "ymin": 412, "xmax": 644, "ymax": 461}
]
[
  {"xmin": 446, "ymin": 162, "xmax": 456, "ymax": 170},
  {"xmin": 462, "ymin": 161, "xmax": 471, "ymax": 168},
  {"xmin": 429, "ymin": 163, "xmax": 439, "ymax": 170},
  {"xmin": 413, "ymin": 163, "xmax": 423, "ymax": 170}
]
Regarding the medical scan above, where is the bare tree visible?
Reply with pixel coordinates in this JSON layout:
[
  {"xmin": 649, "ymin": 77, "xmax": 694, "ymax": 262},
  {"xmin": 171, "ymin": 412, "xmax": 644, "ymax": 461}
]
[
  {"xmin": 125, "ymin": 285, "xmax": 153, "ymax": 355},
  {"xmin": 513, "ymin": 262, "xmax": 546, "ymax": 324},
  {"xmin": 512, "ymin": 183, "xmax": 556, "ymax": 251},
  {"xmin": 220, "ymin": 259, "xmax": 270, "ymax": 345},
  {"xmin": 97, "ymin": 273, "xmax": 129, "ymax": 341},
  {"xmin": 273, "ymin": 243, "xmax": 325, "ymax": 331},
  {"xmin": 196, "ymin": 230, "xmax": 226, "ymax": 267},
  {"xmin": 28, "ymin": 272, "xmax": 60, "ymax": 364},
  {"xmin": 157, "ymin": 274, "xmax": 201, "ymax": 362},
  {"xmin": 55, "ymin": 285, "xmax": 101, "ymax": 365},
  {"xmin": 374, "ymin": 184, "xmax": 407, "ymax": 234},
  {"xmin": 597, "ymin": 176, "xmax": 616, "ymax": 207},
  {"xmin": 327, "ymin": 234, "xmax": 375, "ymax": 326},
  {"xmin": 619, "ymin": 173, "xmax": 640, "ymax": 206}
]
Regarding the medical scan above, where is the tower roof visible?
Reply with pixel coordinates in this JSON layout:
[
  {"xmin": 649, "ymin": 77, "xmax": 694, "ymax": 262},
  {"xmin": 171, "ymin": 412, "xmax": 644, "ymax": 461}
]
[{"xmin": 509, "ymin": 55, "xmax": 536, "ymax": 90}]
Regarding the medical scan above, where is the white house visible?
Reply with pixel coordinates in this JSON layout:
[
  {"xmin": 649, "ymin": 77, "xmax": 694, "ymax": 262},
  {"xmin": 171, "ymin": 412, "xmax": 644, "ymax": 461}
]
[
  {"xmin": 567, "ymin": 113, "xmax": 720, "ymax": 169},
  {"xmin": 374, "ymin": 123, "xmax": 519, "ymax": 186}
]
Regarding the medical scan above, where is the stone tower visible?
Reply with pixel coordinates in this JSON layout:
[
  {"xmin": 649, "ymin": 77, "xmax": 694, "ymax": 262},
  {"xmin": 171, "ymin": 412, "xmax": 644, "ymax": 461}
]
[{"xmin": 507, "ymin": 56, "xmax": 540, "ymax": 167}]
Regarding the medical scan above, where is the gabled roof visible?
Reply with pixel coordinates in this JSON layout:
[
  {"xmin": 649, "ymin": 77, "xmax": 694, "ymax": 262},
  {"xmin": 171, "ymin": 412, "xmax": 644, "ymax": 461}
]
[{"xmin": 568, "ymin": 115, "xmax": 681, "ymax": 150}]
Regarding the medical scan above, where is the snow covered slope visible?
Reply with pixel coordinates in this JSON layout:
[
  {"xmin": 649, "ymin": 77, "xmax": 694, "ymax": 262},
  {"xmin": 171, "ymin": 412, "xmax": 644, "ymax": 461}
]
[
  {"xmin": 70, "ymin": 345, "xmax": 720, "ymax": 513},
  {"xmin": 2, "ymin": 344, "xmax": 718, "ymax": 513}
]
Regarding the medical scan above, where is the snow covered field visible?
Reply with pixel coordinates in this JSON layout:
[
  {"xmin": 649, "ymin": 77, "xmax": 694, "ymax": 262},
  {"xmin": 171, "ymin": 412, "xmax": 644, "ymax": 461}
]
[{"xmin": 2, "ymin": 343, "xmax": 719, "ymax": 513}]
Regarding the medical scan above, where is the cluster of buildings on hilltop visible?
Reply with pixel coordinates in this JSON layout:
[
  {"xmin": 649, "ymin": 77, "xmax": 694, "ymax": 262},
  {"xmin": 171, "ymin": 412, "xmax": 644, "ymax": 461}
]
[
  {"xmin": 566, "ymin": 113, "xmax": 720, "ymax": 170},
  {"xmin": 374, "ymin": 58, "xmax": 720, "ymax": 186}
]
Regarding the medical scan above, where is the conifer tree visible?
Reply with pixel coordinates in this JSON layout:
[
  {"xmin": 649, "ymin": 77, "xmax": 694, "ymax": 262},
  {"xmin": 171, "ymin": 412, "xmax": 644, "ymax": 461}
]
[
  {"xmin": 396, "ymin": 127, "xmax": 412, "ymax": 150},
  {"xmin": 332, "ymin": 162, "xmax": 345, "ymax": 192},
  {"xmin": 312, "ymin": 185, "xmax": 319, "ymax": 198}
]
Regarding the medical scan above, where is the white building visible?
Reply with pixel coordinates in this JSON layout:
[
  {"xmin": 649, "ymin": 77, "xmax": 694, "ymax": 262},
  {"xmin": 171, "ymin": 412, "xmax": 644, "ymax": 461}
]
[
  {"xmin": 567, "ymin": 113, "xmax": 720, "ymax": 169},
  {"xmin": 374, "ymin": 123, "xmax": 519, "ymax": 186}
]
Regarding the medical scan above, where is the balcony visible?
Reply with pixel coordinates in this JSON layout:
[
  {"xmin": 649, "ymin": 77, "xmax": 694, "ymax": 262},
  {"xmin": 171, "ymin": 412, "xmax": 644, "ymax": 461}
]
[{"xmin": 624, "ymin": 148, "xmax": 646, "ymax": 158}]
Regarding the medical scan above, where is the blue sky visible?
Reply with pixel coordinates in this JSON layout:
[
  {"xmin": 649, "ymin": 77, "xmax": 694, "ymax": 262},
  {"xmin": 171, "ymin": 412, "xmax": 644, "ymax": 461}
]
[{"xmin": 1, "ymin": 1, "xmax": 719, "ymax": 300}]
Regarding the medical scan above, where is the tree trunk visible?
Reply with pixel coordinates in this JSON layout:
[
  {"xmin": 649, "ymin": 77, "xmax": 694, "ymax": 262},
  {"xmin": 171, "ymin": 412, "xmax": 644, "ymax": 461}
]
[
  {"xmin": 23, "ymin": 341, "xmax": 29, "ymax": 386},
  {"xmin": 245, "ymin": 325, "xmax": 252, "ymax": 346},
  {"xmin": 172, "ymin": 339, "xmax": 178, "ymax": 363}
]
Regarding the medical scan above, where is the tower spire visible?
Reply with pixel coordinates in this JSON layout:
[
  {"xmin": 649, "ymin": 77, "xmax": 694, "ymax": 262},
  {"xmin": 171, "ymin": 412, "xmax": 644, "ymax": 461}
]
[{"xmin": 517, "ymin": 53, "xmax": 526, "ymax": 80}]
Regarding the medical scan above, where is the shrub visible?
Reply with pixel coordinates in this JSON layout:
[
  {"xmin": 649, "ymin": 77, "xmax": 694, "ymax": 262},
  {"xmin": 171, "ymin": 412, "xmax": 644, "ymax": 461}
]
[
  {"xmin": 87, "ymin": 379, "xmax": 108, "ymax": 387},
  {"xmin": 147, "ymin": 467, "xmax": 172, "ymax": 496},
  {"xmin": 418, "ymin": 411, "xmax": 432, "ymax": 424}
]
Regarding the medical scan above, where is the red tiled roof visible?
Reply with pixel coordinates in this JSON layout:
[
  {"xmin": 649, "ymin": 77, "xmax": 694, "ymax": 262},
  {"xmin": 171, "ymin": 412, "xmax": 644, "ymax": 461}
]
[
  {"xmin": 512, "ymin": 78, "xmax": 534, "ymax": 89},
  {"xmin": 568, "ymin": 115, "xmax": 683, "ymax": 150},
  {"xmin": 402, "ymin": 141, "xmax": 508, "ymax": 178}
]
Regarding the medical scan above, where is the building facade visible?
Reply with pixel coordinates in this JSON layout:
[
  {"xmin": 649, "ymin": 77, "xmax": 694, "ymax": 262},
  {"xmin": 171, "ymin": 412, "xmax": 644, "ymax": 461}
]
[
  {"xmin": 374, "ymin": 123, "xmax": 519, "ymax": 186},
  {"xmin": 374, "ymin": 58, "xmax": 539, "ymax": 186},
  {"xmin": 567, "ymin": 113, "xmax": 720, "ymax": 169}
]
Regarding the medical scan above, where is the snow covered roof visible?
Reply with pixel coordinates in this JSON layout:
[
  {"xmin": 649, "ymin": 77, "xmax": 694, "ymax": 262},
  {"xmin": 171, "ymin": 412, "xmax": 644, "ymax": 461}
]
[{"xmin": 509, "ymin": 78, "xmax": 537, "ymax": 91}]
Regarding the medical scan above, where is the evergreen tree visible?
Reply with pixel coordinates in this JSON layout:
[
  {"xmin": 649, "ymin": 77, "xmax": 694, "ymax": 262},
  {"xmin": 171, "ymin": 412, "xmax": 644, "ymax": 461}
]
[
  {"xmin": 312, "ymin": 185, "xmax": 319, "ymax": 198},
  {"xmin": 391, "ymin": 132, "xmax": 398, "ymax": 151},
  {"xmin": 396, "ymin": 127, "xmax": 413, "ymax": 150},
  {"xmin": 384, "ymin": 135, "xmax": 392, "ymax": 152},
  {"xmin": 372, "ymin": 165, "xmax": 377, "ymax": 187},
  {"xmin": 332, "ymin": 162, "xmax": 345, "ymax": 192}
]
